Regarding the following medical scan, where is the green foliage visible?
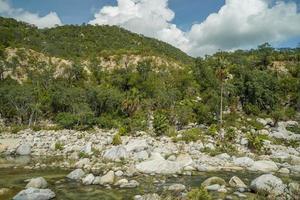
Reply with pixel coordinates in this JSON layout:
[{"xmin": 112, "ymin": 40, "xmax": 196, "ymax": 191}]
[
  {"xmin": 187, "ymin": 186, "xmax": 212, "ymax": 200},
  {"xmin": 153, "ymin": 112, "xmax": 169, "ymax": 136},
  {"xmin": 0, "ymin": 17, "xmax": 299, "ymax": 133},
  {"xmin": 225, "ymin": 127, "xmax": 236, "ymax": 142},
  {"xmin": 112, "ymin": 133, "xmax": 122, "ymax": 145},
  {"xmin": 286, "ymin": 125, "xmax": 300, "ymax": 134},
  {"xmin": 207, "ymin": 124, "xmax": 219, "ymax": 136},
  {"xmin": 55, "ymin": 112, "xmax": 78, "ymax": 129},
  {"xmin": 246, "ymin": 132, "xmax": 269, "ymax": 153},
  {"xmin": 178, "ymin": 128, "xmax": 204, "ymax": 143},
  {"xmin": 55, "ymin": 142, "xmax": 64, "ymax": 151}
]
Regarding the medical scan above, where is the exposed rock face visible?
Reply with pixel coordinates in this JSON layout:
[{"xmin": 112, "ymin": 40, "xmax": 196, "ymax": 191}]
[
  {"xmin": 103, "ymin": 146, "xmax": 128, "ymax": 161},
  {"xmin": 229, "ymin": 176, "xmax": 247, "ymax": 188},
  {"xmin": 26, "ymin": 177, "xmax": 48, "ymax": 189},
  {"xmin": 13, "ymin": 188, "xmax": 55, "ymax": 200},
  {"xmin": 250, "ymin": 174, "xmax": 286, "ymax": 196},
  {"xmin": 248, "ymin": 160, "xmax": 278, "ymax": 172},
  {"xmin": 82, "ymin": 174, "xmax": 95, "ymax": 185},
  {"xmin": 16, "ymin": 143, "xmax": 31, "ymax": 156},
  {"xmin": 66, "ymin": 169, "xmax": 85, "ymax": 180},
  {"xmin": 136, "ymin": 153, "xmax": 182, "ymax": 174},
  {"xmin": 201, "ymin": 177, "xmax": 226, "ymax": 187}
]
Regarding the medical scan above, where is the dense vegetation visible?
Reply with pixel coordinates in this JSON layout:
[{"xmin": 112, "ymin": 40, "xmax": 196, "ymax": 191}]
[
  {"xmin": 0, "ymin": 17, "xmax": 193, "ymax": 65},
  {"xmin": 0, "ymin": 17, "xmax": 299, "ymax": 135}
]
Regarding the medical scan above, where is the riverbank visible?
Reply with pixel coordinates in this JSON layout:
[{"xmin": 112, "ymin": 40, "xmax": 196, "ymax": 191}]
[{"xmin": 1, "ymin": 119, "xmax": 300, "ymax": 199}]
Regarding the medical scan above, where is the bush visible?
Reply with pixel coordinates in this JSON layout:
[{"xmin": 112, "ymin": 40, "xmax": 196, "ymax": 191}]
[
  {"xmin": 180, "ymin": 128, "xmax": 203, "ymax": 143},
  {"xmin": 153, "ymin": 112, "xmax": 169, "ymax": 136},
  {"xmin": 244, "ymin": 103, "xmax": 260, "ymax": 115},
  {"xmin": 225, "ymin": 127, "xmax": 236, "ymax": 142},
  {"xmin": 55, "ymin": 142, "xmax": 64, "ymax": 151},
  {"xmin": 187, "ymin": 186, "xmax": 212, "ymax": 200},
  {"xmin": 112, "ymin": 133, "xmax": 122, "ymax": 145},
  {"xmin": 246, "ymin": 132, "xmax": 269, "ymax": 153},
  {"xmin": 207, "ymin": 124, "xmax": 218, "ymax": 136},
  {"xmin": 55, "ymin": 112, "xmax": 78, "ymax": 129},
  {"xmin": 97, "ymin": 114, "xmax": 120, "ymax": 129}
]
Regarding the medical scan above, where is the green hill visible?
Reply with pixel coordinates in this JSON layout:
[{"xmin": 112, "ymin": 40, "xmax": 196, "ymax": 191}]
[{"xmin": 0, "ymin": 17, "xmax": 193, "ymax": 65}]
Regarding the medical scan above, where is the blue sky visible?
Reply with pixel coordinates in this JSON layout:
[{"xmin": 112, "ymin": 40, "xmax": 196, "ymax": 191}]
[
  {"xmin": 1, "ymin": 0, "xmax": 300, "ymax": 56},
  {"xmin": 9, "ymin": 0, "xmax": 225, "ymax": 29}
]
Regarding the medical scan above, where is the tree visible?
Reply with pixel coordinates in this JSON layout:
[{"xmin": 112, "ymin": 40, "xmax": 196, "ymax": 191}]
[{"xmin": 216, "ymin": 54, "xmax": 229, "ymax": 125}]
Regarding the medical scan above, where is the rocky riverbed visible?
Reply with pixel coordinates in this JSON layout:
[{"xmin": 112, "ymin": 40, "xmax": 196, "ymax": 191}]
[{"xmin": 0, "ymin": 119, "xmax": 300, "ymax": 199}]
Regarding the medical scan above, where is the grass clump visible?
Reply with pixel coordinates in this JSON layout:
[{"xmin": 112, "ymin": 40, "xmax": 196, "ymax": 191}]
[
  {"xmin": 112, "ymin": 133, "xmax": 122, "ymax": 145},
  {"xmin": 187, "ymin": 186, "xmax": 212, "ymax": 200},
  {"xmin": 55, "ymin": 142, "xmax": 64, "ymax": 151},
  {"xmin": 246, "ymin": 132, "xmax": 269, "ymax": 154}
]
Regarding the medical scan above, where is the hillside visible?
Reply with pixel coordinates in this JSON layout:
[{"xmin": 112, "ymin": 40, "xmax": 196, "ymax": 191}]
[{"xmin": 0, "ymin": 17, "xmax": 193, "ymax": 65}]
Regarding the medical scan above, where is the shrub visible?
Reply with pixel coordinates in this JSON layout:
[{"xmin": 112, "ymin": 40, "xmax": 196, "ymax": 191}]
[
  {"xmin": 180, "ymin": 128, "xmax": 203, "ymax": 143},
  {"xmin": 112, "ymin": 133, "xmax": 122, "ymax": 145},
  {"xmin": 246, "ymin": 132, "xmax": 269, "ymax": 153},
  {"xmin": 225, "ymin": 127, "xmax": 236, "ymax": 142},
  {"xmin": 187, "ymin": 186, "xmax": 212, "ymax": 200},
  {"xmin": 55, "ymin": 142, "xmax": 64, "ymax": 151},
  {"xmin": 55, "ymin": 112, "xmax": 78, "ymax": 129},
  {"xmin": 97, "ymin": 114, "xmax": 120, "ymax": 129},
  {"xmin": 244, "ymin": 103, "xmax": 260, "ymax": 115},
  {"xmin": 207, "ymin": 124, "xmax": 218, "ymax": 136},
  {"xmin": 153, "ymin": 112, "xmax": 169, "ymax": 136}
]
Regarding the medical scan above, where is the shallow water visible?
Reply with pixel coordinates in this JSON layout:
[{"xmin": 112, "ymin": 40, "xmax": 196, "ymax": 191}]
[{"xmin": 0, "ymin": 156, "xmax": 300, "ymax": 200}]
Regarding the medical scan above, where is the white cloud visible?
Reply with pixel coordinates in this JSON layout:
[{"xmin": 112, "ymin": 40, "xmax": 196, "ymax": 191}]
[
  {"xmin": 188, "ymin": 0, "xmax": 300, "ymax": 56},
  {"xmin": 89, "ymin": 0, "xmax": 300, "ymax": 56},
  {"xmin": 89, "ymin": 0, "xmax": 189, "ymax": 52},
  {"xmin": 0, "ymin": 0, "xmax": 62, "ymax": 28}
]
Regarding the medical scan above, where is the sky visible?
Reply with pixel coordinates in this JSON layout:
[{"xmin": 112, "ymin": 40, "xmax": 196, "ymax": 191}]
[{"xmin": 1, "ymin": 0, "xmax": 300, "ymax": 57}]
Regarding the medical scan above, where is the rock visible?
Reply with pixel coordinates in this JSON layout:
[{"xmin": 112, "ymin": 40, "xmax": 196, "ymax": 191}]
[
  {"xmin": 82, "ymin": 174, "xmax": 95, "ymax": 185},
  {"xmin": 81, "ymin": 142, "xmax": 92, "ymax": 155},
  {"xmin": 26, "ymin": 177, "xmax": 48, "ymax": 189},
  {"xmin": 215, "ymin": 153, "xmax": 231, "ymax": 160},
  {"xmin": 250, "ymin": 174, "xmax": 286, "ymax": 196},
  {"xmin": 66, "ymin": 169, "xmax": 85, "ymax": 180},
  {"xmin": 206, "ymin": 184, "xmax": 221, "ymax": 191},
  {"xmin": 278, "ymin": 168, "xmax": 290, "ymax": 174},
  {"xmin": 120, "ymin": 180, "xmax": 139, "ymax": 188},
  {"xmin": 176, "ymin": 154, "xmax": 194, "ymax": 167},
  {"xmin": 167, "ymin": 184, "xmax": 186, "ymax": 192},
  {"xmin": 16, "ymin": 143, "xmax": 31, "ymax": 156},
  {"xmin": 233, "ymin": 192, "xmax": 247, "ymax": 198},
  {"xmin": 103, "ymin": 146, "xmax": 128, "ymax": 161},
  {"xmin": 288, "ymin": 182, "xmax": 300, "ymax": 197},
  {"xmin": 233, "ymin": 157, "xmax": 254, "ymax": 167},
  {"xmin": 13, "ymin": 188, "xmax": 55, "ymax": 200},
  {"xmin": 115, "ymin": 170, "xmax": 123, "ymax": 177},
  {"xmin": 201, "ymin": 177, "xmax": 226, "ymax": 187},
  {"xmin": 92, "ymin": 176, "xmax": 101, "ymax": 185},
  {"xmin": 136, "ymin": 153, "xmax": 182, "ymax": 174},
  {"xmin": 114, "ymin": 179, "xmax": 128, "ymax": 186},
  {"xmin": 167, "ymin": 155, "xmax": 176, "ymax": 161},
  {"xmin": 291, "ymin": 156, "xmax": 300, "ymax": 165},
  {"xmin": 290, "ymin": 165, "xmax": 300, "ymax": 173},
  {"xmin": 99, "ymin": 171, "xmax": 114, "ymax": 185},
  {"xmin": 248, "ymin": 160, "xmax": 278, "ymax": 172},
  {"xmin": 125, "ymin": 139, "xmax": 148, "ymax": 152},
  {"xmin": 134, "ymin": 193, "xmax": 161, "ymax": 200},
  {"xmin": 229, "ymin": 176, "xmax": 247, "ymax": 188},
  {"xmin": 75, "ymin": 158, "xmax": 90, "ymax": 168},
  {"xmin": 133, "ymin": 151, "xmax": 149, "ymax": 161}
]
